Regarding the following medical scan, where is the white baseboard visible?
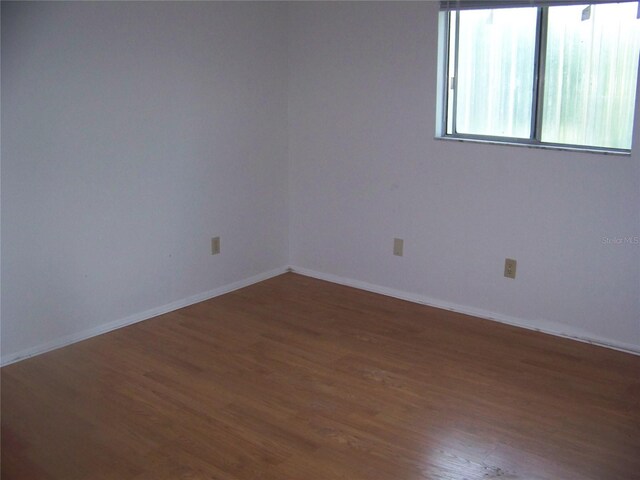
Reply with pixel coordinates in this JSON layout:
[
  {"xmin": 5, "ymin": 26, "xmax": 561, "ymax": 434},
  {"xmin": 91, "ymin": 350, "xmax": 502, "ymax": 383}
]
[
  {"xmin": 4, "ymin": 264, "xmax": 637, "ymax": 366},
  {"xmin": 289, "ymin": 266, "xmax": 640, "ymax": 356},
  {"xmin": 1, "ymin": 266, "xmax": 289, "ymax": 367}
]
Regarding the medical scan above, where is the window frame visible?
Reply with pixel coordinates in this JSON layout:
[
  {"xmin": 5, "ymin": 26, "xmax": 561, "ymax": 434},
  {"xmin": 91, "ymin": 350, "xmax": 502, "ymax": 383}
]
[{"xmin": 437, "ymin": 3, "xmax": 638, "ymax": 154}]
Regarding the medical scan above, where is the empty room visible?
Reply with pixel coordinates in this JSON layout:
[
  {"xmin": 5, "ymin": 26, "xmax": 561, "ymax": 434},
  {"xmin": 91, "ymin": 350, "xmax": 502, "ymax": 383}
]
[{"xmin": 2, "ymin": 1, "xmax": 639, "ymax": 479}]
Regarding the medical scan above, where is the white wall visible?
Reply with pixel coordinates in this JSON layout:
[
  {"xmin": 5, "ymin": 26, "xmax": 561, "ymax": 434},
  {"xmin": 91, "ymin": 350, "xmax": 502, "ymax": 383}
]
[
  {"xmin": 2, "ymin": 1, "xmax": 638, "ymax": 364},
  {"xmin": 288, "ymin": 2, "xmax": 640, "ymax": 351},
  {"xmin": 1, "ymin": 1, "xmax": 289, "ymax": 362}
]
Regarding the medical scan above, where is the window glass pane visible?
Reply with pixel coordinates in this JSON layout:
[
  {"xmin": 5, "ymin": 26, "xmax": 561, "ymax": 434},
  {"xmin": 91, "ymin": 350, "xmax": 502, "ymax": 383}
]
[
  {"xmin": 446, "ymin": 11, "xmax": 457, "ymax": 135},
  {"xmin": 542, "ymin": 3, "xmax": 640, "ymax": 150},
  {"xmin": 454, "ymin": 8, "xmax": 537, "ymax": 138}
]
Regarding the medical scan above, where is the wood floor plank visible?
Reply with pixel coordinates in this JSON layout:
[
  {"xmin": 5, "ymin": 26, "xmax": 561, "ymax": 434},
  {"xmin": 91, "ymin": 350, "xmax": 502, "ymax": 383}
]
[{"xmin": 2, "ymin": 273, "xmax": 639, "ymax": 479}]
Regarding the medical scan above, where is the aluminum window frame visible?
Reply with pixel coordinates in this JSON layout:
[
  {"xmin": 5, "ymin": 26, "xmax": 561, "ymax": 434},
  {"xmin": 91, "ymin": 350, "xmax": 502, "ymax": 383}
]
[{"xmin": 439, "ymin": 5, "xmax": 634, "ymax": 154}]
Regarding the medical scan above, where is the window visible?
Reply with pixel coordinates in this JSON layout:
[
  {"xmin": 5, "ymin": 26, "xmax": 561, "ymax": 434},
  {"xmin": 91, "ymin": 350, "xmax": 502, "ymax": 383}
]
[{"xmin": 438, "ymin": 0, "xmax": 640, "ymax": 152}]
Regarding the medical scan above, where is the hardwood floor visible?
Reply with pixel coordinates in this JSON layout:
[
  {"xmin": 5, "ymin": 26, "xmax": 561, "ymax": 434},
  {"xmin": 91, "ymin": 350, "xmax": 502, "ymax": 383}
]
[{"xmin": 2, "ymin": 273, "xmax": 640, "ymax": 480}]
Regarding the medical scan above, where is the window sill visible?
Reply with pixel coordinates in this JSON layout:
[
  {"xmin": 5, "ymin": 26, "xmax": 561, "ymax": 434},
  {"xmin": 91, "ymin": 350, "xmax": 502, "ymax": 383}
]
[{"xmin": 434, "ymin": 136, "xmax": 631, "ymax": 157}]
